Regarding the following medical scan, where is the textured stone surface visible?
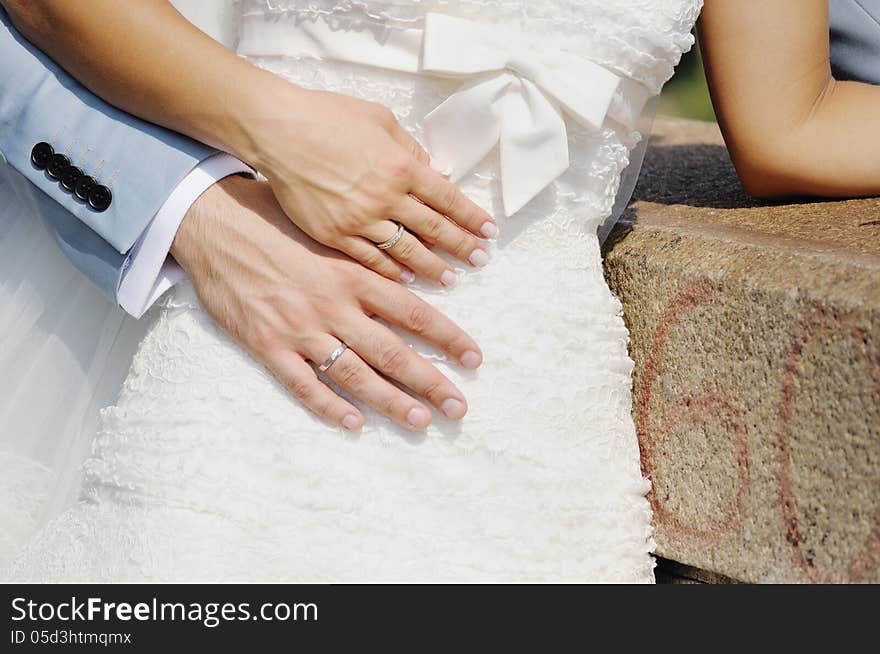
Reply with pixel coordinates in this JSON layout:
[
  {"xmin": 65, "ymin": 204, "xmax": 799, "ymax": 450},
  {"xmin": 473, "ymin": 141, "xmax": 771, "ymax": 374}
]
[{"xmin": 604, "ymin": 118, "xmax": 880, "ymax": 583}]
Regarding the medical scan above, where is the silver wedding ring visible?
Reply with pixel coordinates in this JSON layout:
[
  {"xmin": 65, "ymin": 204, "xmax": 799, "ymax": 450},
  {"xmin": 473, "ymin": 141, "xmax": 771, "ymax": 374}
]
[
  {"xmin": 318, "ymin": 341, "xmax": 348, "ymax": 373},
  {"xmin": 375, "ymin": 222, "xmax": 405, "ymax": 250}
]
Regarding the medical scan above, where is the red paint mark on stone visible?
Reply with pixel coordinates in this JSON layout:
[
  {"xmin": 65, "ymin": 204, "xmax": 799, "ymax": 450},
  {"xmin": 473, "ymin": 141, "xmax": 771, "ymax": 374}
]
[
  {"xmin": 777, "ymin": 312, "xmax": 880, "ymax": 583},
  {"xmin": 658, "ymin": 393, "xmax": 749, "ymax": 542},
  {"xmin": 637, "ymin": 279, "xmax": 750, "ymax": 546}
]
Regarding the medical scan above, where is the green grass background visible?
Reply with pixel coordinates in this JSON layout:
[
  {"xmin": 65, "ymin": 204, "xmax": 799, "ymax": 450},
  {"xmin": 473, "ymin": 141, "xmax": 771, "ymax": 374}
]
[{"xmin": 659, "ymin": 40, "xmax": 717, "ymax": 122}]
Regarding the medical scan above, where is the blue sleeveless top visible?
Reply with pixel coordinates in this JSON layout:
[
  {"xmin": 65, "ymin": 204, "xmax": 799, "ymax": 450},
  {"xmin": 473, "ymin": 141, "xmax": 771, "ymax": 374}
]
[{"xmin": 830, "ymin": 0, "xmax": 880, "ymax": 83}]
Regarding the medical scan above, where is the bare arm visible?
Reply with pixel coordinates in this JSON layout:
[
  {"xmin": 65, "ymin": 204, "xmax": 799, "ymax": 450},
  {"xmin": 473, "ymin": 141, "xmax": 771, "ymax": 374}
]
[
  {"xmin": 0, "ymin": 0, "xmax": 495, "ymax": 285},
  {"xmin": 699, "ymin": 0, "xmax": 880, "ymax": 198}
]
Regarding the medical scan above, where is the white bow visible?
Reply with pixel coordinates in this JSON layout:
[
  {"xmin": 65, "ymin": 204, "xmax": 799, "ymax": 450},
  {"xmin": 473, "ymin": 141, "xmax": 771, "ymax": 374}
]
[{"xmin": 421, "ymin": 13, "xmax": 626, "ymax": 216}]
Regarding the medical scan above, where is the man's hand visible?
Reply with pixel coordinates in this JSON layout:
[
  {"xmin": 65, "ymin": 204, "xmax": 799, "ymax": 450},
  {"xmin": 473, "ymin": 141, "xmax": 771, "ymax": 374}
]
[{"xmin": 170, "ymin": 176, "xmax": 483, "ymax": 431}]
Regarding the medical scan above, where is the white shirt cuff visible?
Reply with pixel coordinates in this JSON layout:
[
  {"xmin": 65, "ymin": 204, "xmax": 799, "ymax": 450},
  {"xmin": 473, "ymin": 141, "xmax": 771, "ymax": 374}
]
[{"xmin": 117, "ymin": 152, "xmax": 255, "ymax": 319}]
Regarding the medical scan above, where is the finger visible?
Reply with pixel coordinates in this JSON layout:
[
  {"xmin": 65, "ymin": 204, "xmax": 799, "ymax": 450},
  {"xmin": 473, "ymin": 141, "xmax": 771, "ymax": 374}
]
[
  {"xmin": 359, "ymin": 278, "xmax": 483, "ymax": 370},
  {"xmin": 409, "ymin": 163, "xmax": 497, "ymax": 239},
  {"xmin": 390, "ymin": 123, "xmax": 431, "ymax": 166},
  {"xmin": 343, "ymin": 237, "xmax": 415, "ymax": 284},
  {"xmin": 361, "ymin": 224, "xmax": 457, "ymax": 288},
  {"xmin": 342, "ymin": 317, "xmax": 469, "ymax": 421},
  {"xmin": 308, "ymin": 335, "xmax": 433, "ymax": 431},
  {"xmin": 397, "ymin": 197, "xmax": 489, "ymax": 268},
  {"xmin": 266, "ymin": 349, "xmax": 364, "ymax": 431}
]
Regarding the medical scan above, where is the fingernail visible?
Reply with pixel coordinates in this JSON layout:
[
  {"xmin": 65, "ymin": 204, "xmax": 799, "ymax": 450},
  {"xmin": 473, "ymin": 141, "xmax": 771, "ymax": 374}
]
[
  {"xmin": 468, "ymin": 248, "xmax": 489, "ymax": 268},
  {"xmin": 342, "ymin": 414, "xmax": 361, "ymax": 431},
  {"xmin": 480, "ymin": 222, "xmax": 499, "ymax": 239},
  {"xmin": 460, "ymin": 350, "xmax": 482, "ymax": 369},
  {"xmin": 406, "ymin": 407, "xmax": 430, "ymax": 429},
  {"xmin": 441, "ymin": 398, "xmax": 466, "ymax": 420},
  {"xmin": 400, "ymin": 269, "xmax": 416, "ymax": 284},
  {"xmin": 441, "ymin": 270, "xmax": 457, "ymax": 287}
]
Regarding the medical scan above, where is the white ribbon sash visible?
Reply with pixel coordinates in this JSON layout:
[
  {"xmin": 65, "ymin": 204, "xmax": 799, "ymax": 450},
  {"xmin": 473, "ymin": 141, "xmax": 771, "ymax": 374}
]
[{"xmin": 238, "ymin": 12, "xmax": 654, "ymax": 216}]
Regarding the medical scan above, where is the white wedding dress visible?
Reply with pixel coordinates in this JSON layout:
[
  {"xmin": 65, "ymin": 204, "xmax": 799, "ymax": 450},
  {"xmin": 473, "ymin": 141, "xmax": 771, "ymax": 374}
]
[{"xmin": 1, "ymin": 0, "xmax": 701, "ymax": 582}]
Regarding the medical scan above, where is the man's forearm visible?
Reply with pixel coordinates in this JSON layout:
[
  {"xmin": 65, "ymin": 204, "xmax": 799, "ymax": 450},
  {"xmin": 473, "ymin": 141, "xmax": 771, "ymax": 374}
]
[{"xmin": 1, "ymin": 0, "xmax": 276, "ymax": 165}]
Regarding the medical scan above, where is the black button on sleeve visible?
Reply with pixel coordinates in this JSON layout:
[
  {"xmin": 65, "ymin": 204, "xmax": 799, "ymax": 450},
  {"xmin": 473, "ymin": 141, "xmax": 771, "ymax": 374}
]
[
  {"xmin": 30, "ymin": 142, "xmax": 54, "ymax": 169},
  {"xmin": 88, "ymin": 184, "xmax": 112, "ymax": 212},
  {"xmin": 74, "ymin": 175, "xmax": 97, "ymax": 202},
  {"xmin": 60, "ymin": 166, "xmax": 83, "ymax": 192},
  {"xmin": 46, "ymin": 153, "xmax": 70, "ymax": 180}
]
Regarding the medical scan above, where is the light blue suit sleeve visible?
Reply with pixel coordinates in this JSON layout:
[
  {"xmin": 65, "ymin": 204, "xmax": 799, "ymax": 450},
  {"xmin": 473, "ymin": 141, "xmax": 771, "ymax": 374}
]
[
  {"xmin": 0, "ymin": 9, "xmax": 218, "ymax": 301},
  {"xmin": 830, "ymin": 0, "xmax": 880, "ymax": 85}
]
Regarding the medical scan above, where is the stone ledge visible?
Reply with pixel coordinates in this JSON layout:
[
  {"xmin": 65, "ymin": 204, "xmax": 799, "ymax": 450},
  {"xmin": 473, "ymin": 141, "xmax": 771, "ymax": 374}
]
[{"xmin": 604, "ymin": 118, "xmax": 880, "ymax": 583}]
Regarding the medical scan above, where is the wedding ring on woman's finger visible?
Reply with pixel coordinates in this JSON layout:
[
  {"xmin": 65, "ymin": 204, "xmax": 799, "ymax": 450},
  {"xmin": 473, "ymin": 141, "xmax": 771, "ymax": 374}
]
[
  {"xmin": 318, "ymin": 341, "xmax": 349, "ymax": 373},
  {"xmin": 374, "ymin": 222, "xmax": 406, "ymax": 250}
]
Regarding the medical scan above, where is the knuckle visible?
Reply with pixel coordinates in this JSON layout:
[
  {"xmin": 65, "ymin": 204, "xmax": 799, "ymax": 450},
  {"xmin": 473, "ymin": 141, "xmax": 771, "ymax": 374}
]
[
  {"xmin": 439, "ymin": 183, "xmax": 460, "ymax": 216},
  {"xmin": 420, "ymin": 379, "xmax": 447, "ymax": 404},
  {"xmin": 381, "ymin": 151, "xmax": 413, "ymax": 182},
  {"xmin": 288, "ymin": 378, "xmax": 314, "ymax": 403},
  {"xmin": 336, "ymin": 359, "xmax": 364, "ymax": 391},
  {"xmin": 311, "ymin": 223, "xmax": 337, "ymax": 244},
  {"xmin": 459, "ymin": 202, "xmax": 482, "ymax": 227},
  {"xmin": 330, "ymin": 261, "xmax": 359, "ymax": 291},
  {"xmin": 309, "ymin": 296, "xmax": 339, "ymax": 323},
  {"xmin": 446, "ymin": 333, "xmax": 471, "ymax": 355},
  {"xmin": 381, "ymin": 395, "xmax": 400, "ymax": 419},
  {"xmin": 314, "ymin": 394, "xmax": 337, "ymax": 420},
  {"xmin": 365, "ymin": 192, "xmax": 396, "ymax": 218},
  {"xmin": 250, "ymin": 320, "xmax": 284, "ymax": 355},
  {"xmin": 359, "ymin": 248, "xmax": 384, "ymax": 269},
  {"xmin": 423, "ymin": 214, "xmax": 444, "ymax": 242},
  {"xmin": 410, "ymin": 141, "xmax": 428, "ymax": 162},
  {"xmin": 250, "ymin": 325, "xmax": 275, "ymax": 354},
  {"xmin": 407, "ymin": 304, "xmax": 433, "ymax": 334},
  {"xmin": 377, "ymin": 345, "xmax": 408, "ymax": 375},
  {"xmin": 394, "ymin": 237, "xmax": 417, "ymax": 260},
  {"xmin": 453, "ymin": 234, "xmax": 475, "ymax": 258}
]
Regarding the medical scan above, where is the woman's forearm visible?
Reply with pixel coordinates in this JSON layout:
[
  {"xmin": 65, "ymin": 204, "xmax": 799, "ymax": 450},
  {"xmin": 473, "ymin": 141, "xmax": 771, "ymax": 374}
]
[
  {"xmin": 1, "ymin": 0, "xmax": 285, "ymax": 165},
  {"xmin": 781, "ymin": 79, "xmax": 880, "ymax": 198},
  {"xmin": 700, "ymin": 0, "xmax": 880, "ymax": 199}
]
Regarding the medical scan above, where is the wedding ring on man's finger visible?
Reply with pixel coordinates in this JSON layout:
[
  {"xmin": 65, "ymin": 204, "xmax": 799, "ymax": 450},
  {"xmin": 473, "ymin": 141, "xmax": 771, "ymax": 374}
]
[
  {"xmin": 374, "ymin": 222, "xmax": 406, "ymax": 250},
  {"xmin": 318, "ymin": 341, "xmax": 348, "ymax": 373}
]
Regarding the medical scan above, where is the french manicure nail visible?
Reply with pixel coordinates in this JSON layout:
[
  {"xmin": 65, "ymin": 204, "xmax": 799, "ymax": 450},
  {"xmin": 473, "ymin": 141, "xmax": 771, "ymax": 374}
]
[
  {"xmin": 441, "ymin": 398, "xmax": 466, "ymax": 420},
  {"xmin": 407, "ymin": 407, "xmax": 430, "ymax": 429},
  {"xmin": 460, "ymin": 350, "xmax": 482, "ymax": 369},
  {"xmin": 480, "ymin": 222, "xmax": 499, "ymax": 239},
  {"xmin": 342, "ymin": 414, "xmax": 361, "ymax": 431},
  {"xmin": 400, "ymin": 269, "xmax": 416, "ymax": 284},
  {"xmin": 441, "ymin": 270, "xmax": 457, "ymax": 287},
  {"xmin": 468, "ymin": 248, "xmax": 489, "ymax": 268}
]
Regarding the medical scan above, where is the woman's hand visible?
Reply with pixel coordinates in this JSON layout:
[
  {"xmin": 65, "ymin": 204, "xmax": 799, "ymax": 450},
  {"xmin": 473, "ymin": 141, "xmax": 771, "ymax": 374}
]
[
  {"xmin": 241, "ymin": 83, "xmax": 498, "ymax": 286},
  {"xmin": 172, "ymin": 176, "xmax": 483, "ymax": 431}
]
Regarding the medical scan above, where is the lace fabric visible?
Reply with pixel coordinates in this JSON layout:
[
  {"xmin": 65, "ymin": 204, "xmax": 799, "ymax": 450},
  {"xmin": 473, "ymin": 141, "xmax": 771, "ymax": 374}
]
[
  {"xmin": 241, "ymin": 0, "xmax": 700, "ymax": 93},
  {"xmin": 3, "ymin": 0, "xmax": 701, "ymax": 582},
  {"xmin": 0, "ymin": 167, "xmax": 148, "ymax": 570}
]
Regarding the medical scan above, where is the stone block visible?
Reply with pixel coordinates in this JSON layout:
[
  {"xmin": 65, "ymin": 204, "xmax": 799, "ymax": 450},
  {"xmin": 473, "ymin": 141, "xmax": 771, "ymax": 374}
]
[{"xmin": 604, "ymin": 118, "xmax": 880, "ymax": 583}]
